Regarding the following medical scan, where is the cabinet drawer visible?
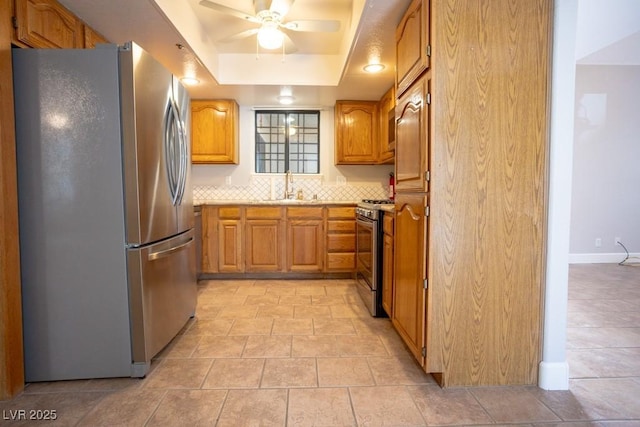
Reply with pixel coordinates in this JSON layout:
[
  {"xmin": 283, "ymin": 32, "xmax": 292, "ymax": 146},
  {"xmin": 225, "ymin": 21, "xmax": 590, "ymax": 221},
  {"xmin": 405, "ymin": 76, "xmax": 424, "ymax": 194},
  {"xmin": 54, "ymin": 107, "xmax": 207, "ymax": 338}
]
[
  {"xmin": 326, "ymin": 253, "xmax": 355, "ymax": 270},
  {"xmin": 383, "ymin": 214, "xmax": 394, "ymax": 235},
  {"xmin": 218, "ymin": 207, "xmax": 241, "ymax": 218},
  {"xmin": 287, "ymin": 206, "xmax": 323, "ymax": 219},
  {"xmin": 246, "ymin": 206, "xmax": 282, "ymax": 219},
  {"xmin": 327, "ymin": 234, "xmax": 356, "ymax": 252},
  {"xmin": 327, "ymin": 220, "xmax": 356, "ymax": 233},
  {"xmin": 327, "ymin": 206, "xmax": 355, "ymax": 219}
]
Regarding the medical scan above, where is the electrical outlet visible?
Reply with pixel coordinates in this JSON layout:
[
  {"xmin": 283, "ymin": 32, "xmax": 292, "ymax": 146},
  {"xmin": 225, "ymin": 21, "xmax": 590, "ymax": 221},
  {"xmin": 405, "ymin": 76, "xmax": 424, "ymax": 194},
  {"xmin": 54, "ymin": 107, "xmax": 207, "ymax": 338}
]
[
  {"xmin": 225, "ymin": 176, "xmax": 232, "ymax": 185},
  {"xmin": 615, "ymin": 237, "xmax": 621, "ymax": 246},
  {"xmin": 595, "ymin": 238, "xmax": 602, "ymax": 248}
]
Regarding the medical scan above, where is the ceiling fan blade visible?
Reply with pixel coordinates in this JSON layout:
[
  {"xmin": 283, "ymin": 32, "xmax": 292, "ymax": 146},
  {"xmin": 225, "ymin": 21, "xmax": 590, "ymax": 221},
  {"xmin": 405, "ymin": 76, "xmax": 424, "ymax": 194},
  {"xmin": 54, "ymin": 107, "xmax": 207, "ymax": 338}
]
[
  {"xmin": 218, "ymin": 28, "xmax": 260, "ymax": 43},
  {"xmin": 282, "ymin": 19, "xmax": 340, "ymax": 32},
  {"xmin": 282, "ymin": 32, "xmax": 298, "ymax": 54},
  {"xmin": 199, "ymin": 0, "xmax": 261, "ymax": 24},
  {"xmin": 269, "ymin": 0, "xmax": 294, "ymax": 18}
]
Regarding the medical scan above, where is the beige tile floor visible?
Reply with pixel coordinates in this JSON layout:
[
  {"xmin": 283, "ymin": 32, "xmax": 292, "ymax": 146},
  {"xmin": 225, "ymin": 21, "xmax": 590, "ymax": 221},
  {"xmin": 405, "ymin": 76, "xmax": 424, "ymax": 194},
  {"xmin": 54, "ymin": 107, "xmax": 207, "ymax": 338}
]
[{"xmin": 1, "ymin": 263, "xmax": 639, "ymax": 426}]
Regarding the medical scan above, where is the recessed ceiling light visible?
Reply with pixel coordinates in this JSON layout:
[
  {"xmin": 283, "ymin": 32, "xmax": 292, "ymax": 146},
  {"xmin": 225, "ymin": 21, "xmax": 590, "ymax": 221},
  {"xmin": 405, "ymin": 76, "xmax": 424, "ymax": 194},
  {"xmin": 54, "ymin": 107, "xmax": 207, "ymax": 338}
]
[
  {"xmin": 363, "ymin": 63, "xmax": 385, "ymax": 73},
  {"xmin": 180, "ymin": 77, "xmax": 200, "ymax": 85},
  {"xmin": 277, "ymin": 95, "xmax": 295, "ymax": 105}
]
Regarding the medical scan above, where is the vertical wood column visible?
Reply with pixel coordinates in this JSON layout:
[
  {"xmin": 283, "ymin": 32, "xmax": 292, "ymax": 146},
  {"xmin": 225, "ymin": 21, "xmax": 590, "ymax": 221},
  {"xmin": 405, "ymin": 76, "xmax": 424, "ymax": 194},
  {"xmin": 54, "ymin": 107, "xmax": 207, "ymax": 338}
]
[{"xmin": 0, "ymin": 0, "xmax": 25, "ymax": 399}]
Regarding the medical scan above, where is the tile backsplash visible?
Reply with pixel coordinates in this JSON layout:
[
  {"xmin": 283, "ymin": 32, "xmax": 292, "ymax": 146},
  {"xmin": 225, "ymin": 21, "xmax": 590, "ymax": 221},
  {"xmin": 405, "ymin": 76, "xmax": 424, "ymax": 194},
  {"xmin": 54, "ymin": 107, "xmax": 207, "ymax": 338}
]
[{"xmin": 193, "ymin": 175, "xmax": 389, "ymax": 204}]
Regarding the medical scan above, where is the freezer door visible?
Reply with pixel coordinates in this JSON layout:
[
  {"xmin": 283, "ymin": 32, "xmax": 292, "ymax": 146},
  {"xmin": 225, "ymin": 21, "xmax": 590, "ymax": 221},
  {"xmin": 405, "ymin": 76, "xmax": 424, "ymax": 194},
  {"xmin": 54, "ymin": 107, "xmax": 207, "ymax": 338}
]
[
  {"xmin": 120, "ymin": 42, "xmax": 179, "ymax": 245},
  {"xmin": 127, "ymin": 229, "xmax": 197, "ymax": 374}
]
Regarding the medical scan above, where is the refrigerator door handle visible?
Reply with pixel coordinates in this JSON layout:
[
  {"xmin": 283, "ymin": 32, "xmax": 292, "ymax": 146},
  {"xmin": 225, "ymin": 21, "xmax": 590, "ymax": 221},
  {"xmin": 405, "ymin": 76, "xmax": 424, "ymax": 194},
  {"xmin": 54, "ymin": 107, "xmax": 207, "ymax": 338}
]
[
  {"xmin": 164, "ymin": 97, "xmax": 186, "ymax": 206},
  {"xmin": 175, "ymin": 106, "xmax": 188, "ymax": 206},
  {"xmin": 147, "ymin": 237, "xmax": 194, "ymax": 261}
]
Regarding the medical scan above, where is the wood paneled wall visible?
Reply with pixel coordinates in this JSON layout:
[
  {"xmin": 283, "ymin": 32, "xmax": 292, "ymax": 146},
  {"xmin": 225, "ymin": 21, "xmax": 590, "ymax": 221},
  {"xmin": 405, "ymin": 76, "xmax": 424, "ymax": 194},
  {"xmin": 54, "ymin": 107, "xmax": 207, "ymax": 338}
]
[
  {"xmin": 0, "ymin": 0, "xmax": 25, "ymax": 399},
  {"xmin": 428, "ymin": 0, "xmax": 551, "ymax": 386}
]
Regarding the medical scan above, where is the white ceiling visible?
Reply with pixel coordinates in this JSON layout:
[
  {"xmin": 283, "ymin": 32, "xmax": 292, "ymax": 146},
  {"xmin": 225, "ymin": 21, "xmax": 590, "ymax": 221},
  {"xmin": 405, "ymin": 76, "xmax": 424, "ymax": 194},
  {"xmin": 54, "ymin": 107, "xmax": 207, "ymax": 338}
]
[{"xmin": 57, "ymin": 0, "xmax": 412, "ymax": 106}]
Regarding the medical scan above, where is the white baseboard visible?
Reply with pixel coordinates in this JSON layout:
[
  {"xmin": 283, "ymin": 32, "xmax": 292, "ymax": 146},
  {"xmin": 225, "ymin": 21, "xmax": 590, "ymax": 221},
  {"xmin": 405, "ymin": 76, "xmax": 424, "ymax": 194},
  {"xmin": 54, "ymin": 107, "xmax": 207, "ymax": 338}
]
[
  {"xmin": 568, "ymin": 252, "xmax": 640, "ymax": 264},
  {"xmin": 538, "ymin": 361, "xmax": 569, "ymax": 390}
]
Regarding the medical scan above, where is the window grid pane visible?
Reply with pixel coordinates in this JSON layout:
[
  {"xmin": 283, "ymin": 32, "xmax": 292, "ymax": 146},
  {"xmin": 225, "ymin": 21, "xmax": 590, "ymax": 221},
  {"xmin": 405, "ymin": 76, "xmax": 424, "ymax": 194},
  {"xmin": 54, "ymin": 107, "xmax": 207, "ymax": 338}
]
[{"xmin": 255, "ymin": 111, "xmax": 320, "ymax": 174}]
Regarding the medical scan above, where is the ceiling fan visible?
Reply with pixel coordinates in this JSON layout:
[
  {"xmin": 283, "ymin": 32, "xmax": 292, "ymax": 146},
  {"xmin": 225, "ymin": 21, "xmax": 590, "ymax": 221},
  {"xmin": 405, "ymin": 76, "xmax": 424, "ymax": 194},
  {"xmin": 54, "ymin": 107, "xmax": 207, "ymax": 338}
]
[{"xmin": 198, "ymin": 0, "xmax": 341, "ymax": 52}]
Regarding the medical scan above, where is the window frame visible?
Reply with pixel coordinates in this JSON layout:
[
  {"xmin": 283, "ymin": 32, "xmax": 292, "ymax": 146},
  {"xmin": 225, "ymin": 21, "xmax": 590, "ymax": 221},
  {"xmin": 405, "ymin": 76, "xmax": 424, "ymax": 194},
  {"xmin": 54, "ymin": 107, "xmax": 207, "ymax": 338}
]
[{"xmin": 254, "ymin": 110, "xmax": 321, "ymax": 174}]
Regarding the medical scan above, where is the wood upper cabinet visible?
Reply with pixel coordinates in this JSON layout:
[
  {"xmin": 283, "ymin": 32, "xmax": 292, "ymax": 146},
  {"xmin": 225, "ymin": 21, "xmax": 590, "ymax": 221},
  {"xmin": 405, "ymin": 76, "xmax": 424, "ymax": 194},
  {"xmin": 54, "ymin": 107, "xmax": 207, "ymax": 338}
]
[
  {"xmin": 396, "ymin": 0, "xmax": 430, "ymax": 96},
  {"xmin": 395, "ymin": 74, "xmax": 429, "ymax": 193},
  {"xmin": 335, "ymin": 101, "xmax": 379, "ymax": 165},
  {"xmin": 381, "ymin": 211, "xmax": 394, "ymax": 317},
  {"xmin": 83, "ymin": 24, "xmax": 108, "ymax": 48},
  {"xmin": 191, "ymin": 100, "xmax": 239, "ymax": 164},
  {"xmin": 378, "ymin": 85, "xmax": 395, "ymax": 164},
  {"xmin": 392, "ymin": 193, "xmax": 428, "ymax": 366},
  {"xmin": 286, "ymin": 207, "xmax": 324, "ymax": 272},
  {"xmin": 245, "ymin": 207, "xmax": 284, "ymax": 272},
  {"xmin": 325, "ymin": 206, "xmax": 356, "ymax": 272},
  {"xmin": 14, "ymin": 0, "xmax": 84, "ymax": 48}
]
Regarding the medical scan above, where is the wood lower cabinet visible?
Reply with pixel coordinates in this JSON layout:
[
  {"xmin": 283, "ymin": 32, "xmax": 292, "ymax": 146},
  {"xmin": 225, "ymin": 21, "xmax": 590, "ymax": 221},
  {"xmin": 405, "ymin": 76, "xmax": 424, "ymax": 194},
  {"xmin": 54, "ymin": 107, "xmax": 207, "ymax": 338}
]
[
  {"xmin": 287, "ymin": 207, "xmax": 324, "ymax": 272},
  {"xmin": 191, "ymin": 100, "xmax": 239, "ymax": 164},
  {"xmin": 14, "ymin": 0, "xmax": 84, "ymax": 48},
  {"xmin": 335, "ymin": 101, "xmax": 379, "ymax": 165},
  {"xmin": 201, "ymin": 204, "xmax": 353, "ymax": 276},
  {"xmin": 392, "ymin": 193, "xmax": 427, "ymax": 366},
  {"xmin": 326, "ymin": 206, "xmax": 356, "ymax": 271},
  {"xmin": 245, "ymin": 207, "xmax": 284, "ymax": 272},
  {"xmin": 202, "ymin": 206, "xmax": 243, "ymax": 273},
  {"xmin": 381, "ymin": 211, "xmax": 394, "ymax": 316},
  {"xmin": 217, "ymin": 220, "xmax": 243, "ymax": 273}
]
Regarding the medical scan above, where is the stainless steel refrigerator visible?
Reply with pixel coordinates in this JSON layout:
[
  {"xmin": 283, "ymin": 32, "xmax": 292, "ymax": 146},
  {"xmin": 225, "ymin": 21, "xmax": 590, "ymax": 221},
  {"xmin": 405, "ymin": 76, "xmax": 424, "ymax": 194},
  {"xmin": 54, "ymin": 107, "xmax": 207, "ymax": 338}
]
[{"xmin": 13, "ymin": 42, "xmax": 197, "ymax": 381}]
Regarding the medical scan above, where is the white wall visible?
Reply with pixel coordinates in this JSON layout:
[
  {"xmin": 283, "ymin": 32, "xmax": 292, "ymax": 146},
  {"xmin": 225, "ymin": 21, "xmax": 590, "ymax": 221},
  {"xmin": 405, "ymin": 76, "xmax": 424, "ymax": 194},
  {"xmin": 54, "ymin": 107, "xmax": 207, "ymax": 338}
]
[
  {"xmin": 570, "ymin": 65, "xmax": 640, "ymax": 260},
  {"xmin": 191, "ymin": 106, "xmax": 394, "ymax": 189},
  {"xmin": 575, "ymin": 0, "xmax": 640, "ymax": 61},
  {"xmin": 539, "ymin": 0, "xmax": 578, "ymax": 391}
]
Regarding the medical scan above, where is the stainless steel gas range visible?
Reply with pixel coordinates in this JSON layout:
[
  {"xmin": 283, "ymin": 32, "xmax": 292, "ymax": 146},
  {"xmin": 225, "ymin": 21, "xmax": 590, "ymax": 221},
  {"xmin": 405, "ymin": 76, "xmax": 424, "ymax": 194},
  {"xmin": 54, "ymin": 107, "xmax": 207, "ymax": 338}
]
[{"xmin": 355, "ymin": 199, "xmax": 393, "ymax": 317}]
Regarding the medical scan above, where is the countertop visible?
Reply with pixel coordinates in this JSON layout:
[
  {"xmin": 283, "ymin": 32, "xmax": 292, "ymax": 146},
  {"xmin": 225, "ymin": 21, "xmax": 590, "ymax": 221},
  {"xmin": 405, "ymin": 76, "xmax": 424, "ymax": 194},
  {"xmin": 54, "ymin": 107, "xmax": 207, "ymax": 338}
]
[
  {"xmin": 379, "ymin": 204, "xmax": 395, "ymax": 213},
  {"xmin": 194, "ymin": 199, "xmax": 358, "ymax": 207}
]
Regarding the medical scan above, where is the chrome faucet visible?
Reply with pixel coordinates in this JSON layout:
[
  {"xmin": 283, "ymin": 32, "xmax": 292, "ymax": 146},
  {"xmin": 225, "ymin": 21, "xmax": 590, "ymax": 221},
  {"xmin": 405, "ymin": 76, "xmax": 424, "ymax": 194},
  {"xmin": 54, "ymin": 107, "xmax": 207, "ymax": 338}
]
[{"xmin": 284, "ymin": 170, "xmax": 294, "ymax": 199}]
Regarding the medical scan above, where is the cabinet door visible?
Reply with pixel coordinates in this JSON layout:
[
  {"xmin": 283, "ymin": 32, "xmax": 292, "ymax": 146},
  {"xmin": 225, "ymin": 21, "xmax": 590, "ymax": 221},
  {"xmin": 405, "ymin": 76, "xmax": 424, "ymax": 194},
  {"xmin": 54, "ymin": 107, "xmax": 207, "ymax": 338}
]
[
  {"xmin": 83, "ymin": 24, "xmax": 108, "ymax": 48},
  {"xmin": 287, "ymin": 220, "xmax": 324, "ymax": 272},
  {"xmin": 392, "ymin": 193, "xmax": 427, "ymax": 366},
  {"xmin": 382, "ymin": 214, "xmax": 394, "ymax": 316},
  {"xmin": 396, "ymin": 0, "xmax": 430, "ymax": 96},
  {"xmin": 14, "ymin": 0, "xmax": 83, "ymax": 48},
  {"xmin": 378, "ymin": 86, "xmax": 395, "ymax": 164},
  {"xmin": 191, "ymin": 100, "xmax": 239, "ymax": 164},
  {"xmin": 201, "ymin": 206, "xmax": 217, "ymax": 273},
  {"xmin": 335, "ymin": 101, "xmax": 379, "ymax": 165},
  {"xmin": 395, "ymin": 75, "xmax": 429, "ymax": 193},
  {"xmin": 326, "ymin": 206, "xmax": 356, "ymax": 272},
  {"xmin": 246, "ymin": 220, "xmax": 284, "ymax": 272},
  {"xmin": 218, "ymin": 219, "xmax": 243, "ymax": 272}
]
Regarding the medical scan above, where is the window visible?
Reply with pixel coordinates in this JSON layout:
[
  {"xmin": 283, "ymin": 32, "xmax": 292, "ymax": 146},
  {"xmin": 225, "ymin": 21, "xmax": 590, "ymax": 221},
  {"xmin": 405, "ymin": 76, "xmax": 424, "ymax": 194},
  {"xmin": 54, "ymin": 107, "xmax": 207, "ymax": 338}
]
[{"xmin": 255, "ymin": 111, "xmax": 320, "ymax": 174}]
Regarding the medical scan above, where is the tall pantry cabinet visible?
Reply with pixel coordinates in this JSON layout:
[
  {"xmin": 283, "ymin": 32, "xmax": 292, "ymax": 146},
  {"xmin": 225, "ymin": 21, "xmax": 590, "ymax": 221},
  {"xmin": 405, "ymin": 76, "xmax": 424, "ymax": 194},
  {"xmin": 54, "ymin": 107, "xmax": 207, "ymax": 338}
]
[{"xmin": 392, "ymin": 0, "xmax": 551, "ymax": 387}]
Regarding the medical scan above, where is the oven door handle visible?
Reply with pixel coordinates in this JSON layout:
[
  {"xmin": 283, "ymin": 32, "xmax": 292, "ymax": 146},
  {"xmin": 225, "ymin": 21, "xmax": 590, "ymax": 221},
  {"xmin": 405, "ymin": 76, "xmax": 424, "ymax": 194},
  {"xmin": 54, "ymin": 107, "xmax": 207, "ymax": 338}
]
[{"xmin": 356, "ymin": 216, "xmax": 375, "ymax": 228}]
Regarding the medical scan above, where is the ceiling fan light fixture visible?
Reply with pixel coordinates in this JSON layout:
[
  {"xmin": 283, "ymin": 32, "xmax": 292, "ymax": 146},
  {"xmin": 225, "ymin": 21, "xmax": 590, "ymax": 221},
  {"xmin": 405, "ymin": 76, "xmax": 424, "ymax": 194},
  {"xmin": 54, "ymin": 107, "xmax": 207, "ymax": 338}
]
[
  {"xmin": 363, "ymin": 63, "xmax": 385, "ymax": 73},
  {"xmin": 257, "ymin": 24, "xmax": 284, "ymax": 50}
]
